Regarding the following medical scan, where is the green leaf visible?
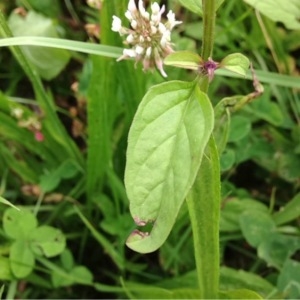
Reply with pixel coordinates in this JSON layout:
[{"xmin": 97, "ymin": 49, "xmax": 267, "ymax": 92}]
[
  {"xmin": 0, "ymin": 197, "xmax": 20, "ymax": 211},
  {"xmin": 178, "ymin": 0, "xmax": 225, "ymax": 15},
  {"xmin": 220, "ymin": 53, "xmax": 250, "ymax": 77},
  {"xmin": 244, "ymin": 0, "xmax": 300, "ymax": 30},
  {"xmin": 220, "ymin": 149, "xmax": 235, "ymax": 171},
  {"xmin": 51, "ymin": 265, "xmax": 93, "ymax": 287},
  {"xmin": 39, "ymin": 160, "xmax": 82, "ymax": 193},
  {"xmin": 0, "ymin": 255, "xmax": 14, "ymax": 280},
  {"xmin": 125, "ymin": 81, "xmax": 214, "ymax": 253},
  {"xmin": 25, "ymin": 0, "xmax": 61, "ymax": 18},
  {"xmin": 272, "ymin": 193, "xmax": 300, "ymax": 226},
  {"xmin": 29, "ymin": 226, "xmax": 66, "ymax": 257},
  {"xmin": 164, "ymin": 51, "xmax": 202, "ymax": 70},
  {"xmin": 220, "ymin": 266, "xmax": 275, "ymax": 297},
  {"xmin": 258, "ymin": 233, "xmax": 300, "ymax": 269},
  {"xmin": 0, "ymin": 285, "xmax": 4, "ymax": 298},
  {"xmin": 8, "ymin": 11, "xmax": 70, "ymax": 80},
  {"xmin": 122, "ymin": 280, "xmax": 201, "ymax": 299},
  {"xmin": 60, "ymin": 249, "xmax": 74, "ymax": 271},
  {"xmin": 219, "ymin": 289, "xmax": 263, "ymax": 299},
  {"xmin": 220, "ymin": 198, "xmax": 269, "ymax": 232},
  {"xmin": 3, "ymin": 208, "xmax": 38, "ymax": 240},
  {"xmin": 277, "ymin": 259, "xmax": 300, "ymax": 299},
  {"xmin": 10, "ymin": 240, "xmax": 35, "ymax": 278},
  {"xmin": 228, "ymin": 115, "xmax": 251, "ymax": 142},
  {"xmin": 239, "ymin": 210, "xmax": 276, "ymax": 247}
]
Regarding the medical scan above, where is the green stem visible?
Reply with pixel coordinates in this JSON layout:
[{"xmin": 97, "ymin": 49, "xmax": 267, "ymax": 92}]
[
  {"xmin": 187, "ymin": 137, "xmax": 220, "ymax": 299},
  {"xmin": 199, "ymin": 0, "xmax": 217, "ymax": 93},
  {"xmin": 187, "ymin": 1, "xmax": 220, "ymax": 298},
  {"xmin": 201, "ymin": 0, "xmax": 216, "ymax": 62}
]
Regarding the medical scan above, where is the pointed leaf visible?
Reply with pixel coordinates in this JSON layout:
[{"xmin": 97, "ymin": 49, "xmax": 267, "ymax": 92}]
[
  {"xmin": 125, "ymin": 81, "xmax": 214, "ymax": 253},
  {"xmin": 220, "ymin": 53, "xmax": 250, "ymax": 77},
  {"xmin": 164, "ymin": 51, "xmax": 202, "ymax": 70}
]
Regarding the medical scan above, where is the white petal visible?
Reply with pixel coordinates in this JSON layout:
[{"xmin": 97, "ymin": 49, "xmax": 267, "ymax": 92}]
[
  {"xmin": 158, "ymin": 22, "xmax": 166, "ymax": 33},
  {"xmin": 135, "ymin": 45, "xmax": 144, "ymax": 55},
  {"xmin": 128, "ymin": 0, "xmax": 137, "ymax": 12},
  {"xmin": 111, "ymin": 16, "xmax": 122, "ymax": 32},
  {"xmin": 150, "ymin": 25, "xmax": 157, "ymax": 34},
  {"xmin": 138, "ymin": 0, "xmax": 146, "ymax": 16},
  {"xmin": 125, "ymin": 10, "xmax": 133, "ymax": 21},
  {"xmin": 143, "ymin": 11, "xmax": 150, "ymax": 20},
  {"xmin": 166, "ymin": 10, "xmax": 182, "ymax": 29},
  {"xmin": 126, "ymin": 34, "xmax": 134, "ymax": 43},
  {"xmin": 151, "ymin": 2, "xmax": 160, "ymax": 14},
  {"xmin": 146, "ymin": 47, "xmax": 152, "ymax": 57},
  {"xmin": 131, "ymin": 19, "xmax": 138, "ymax": 29},
  {"xmin": 123, "ymin": 49, "xmax": 137, "ymax": 57}
]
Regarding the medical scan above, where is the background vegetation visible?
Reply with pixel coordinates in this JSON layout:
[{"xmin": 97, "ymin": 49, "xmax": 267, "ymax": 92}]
[{"xmin": 0, "ymin": 0, "xmax": 299, "ymax": 298}]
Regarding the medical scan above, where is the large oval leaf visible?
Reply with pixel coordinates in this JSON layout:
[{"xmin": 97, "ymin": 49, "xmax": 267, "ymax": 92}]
[{"xmin": 125, "ymin": 81, "xmax": 214, "ymax": 253}]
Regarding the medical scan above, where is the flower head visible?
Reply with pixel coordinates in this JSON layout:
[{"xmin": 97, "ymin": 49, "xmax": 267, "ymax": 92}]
[{"xmin": 112, "ymin": 0, "xmax": 182, "ymax": 77}]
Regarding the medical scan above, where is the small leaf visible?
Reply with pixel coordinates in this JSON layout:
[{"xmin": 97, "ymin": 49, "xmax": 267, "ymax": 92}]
[
  {"xmin": 0, "ymin": 255, "xmax": 14, "ymax": 280},
  {"xmin": 277, "ymin": 259, "xmax": 300, "ymax": 299},
  {"xmin": 29, "ymin": 226, "xmax": 66, "ymax": 257},
  {"xmin": 51, "ymin": 265, "xmax": 93, "ymax": 288},
  {"xmin": 220, "ymin": 198, "xmax": 269, "ymax": 232},
  {"xmin": 272, "ymin": 193, "xmax": 300, "ymax": 226},
  {"xmin": 220, "ymin": 266, "xmax": 275, "ymax": 297},
  {"xmin": 164, "ymin": 51, "xmax": 202, "ymax": 70},
  {"xmin": 228, "ymin": 115, "xmax": 251, "ymax": 142},
  {"xmin": 3, "ymin": 208, "xmax": 38, "ymax": 240},
  {"xmin": 220, "ymin": 149, "xmax": 235, "ymax": 171},
  {"xmin": 220, "ymin": 53, "xmax": 250, "ymax": 77},
  {"xmin": 125, "ymin": 81, "xmax": 214, "ymax": 253},
  {"xmin": 39, "ymin": 160, "xmax": 81, "ymax": 193},
  {"xmin": 10, "ymin": 240, "xmax": 35, "ymax": 278},
  {"xmin": 60, "ymin": 249, "xmax": 74, "ymax": 271},
  {"xmin": 258, "ymin": 233, "xmax": 300, "ymax": 269},
  {"xmin": 239, "ymin": 210, "xmax": 276, "ymax": 247}
]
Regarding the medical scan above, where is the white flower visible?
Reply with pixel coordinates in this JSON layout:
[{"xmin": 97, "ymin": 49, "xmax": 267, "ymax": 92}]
[
  {"xmin": 166, "ymin": 10, "xmax": 182, "ymax": 29},
  {"xmin": 111, "ymin": 16, "xmax": 122, "ymax": 32},
  {"xmin": 112, "ymin": 0, "xmax": 181, "ymax": 77},
  {"xmin": 11, "ymin": 107, "xmax": 24, "ymax": 119}
]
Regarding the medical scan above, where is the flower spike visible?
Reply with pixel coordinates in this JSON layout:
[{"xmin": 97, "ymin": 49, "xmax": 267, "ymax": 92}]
[{"xmin": 112, "ymin": 0, "xmax": 181, "ymax": 77}]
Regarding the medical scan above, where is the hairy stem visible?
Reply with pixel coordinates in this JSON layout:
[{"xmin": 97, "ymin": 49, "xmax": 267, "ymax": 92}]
[
  {"xmin": 187, "ymin": 137, "xmax": 220, "ymax": 299},
  {"xmin": 188, "ymin": 1, "xmax": 220, "ymax": 298}
]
